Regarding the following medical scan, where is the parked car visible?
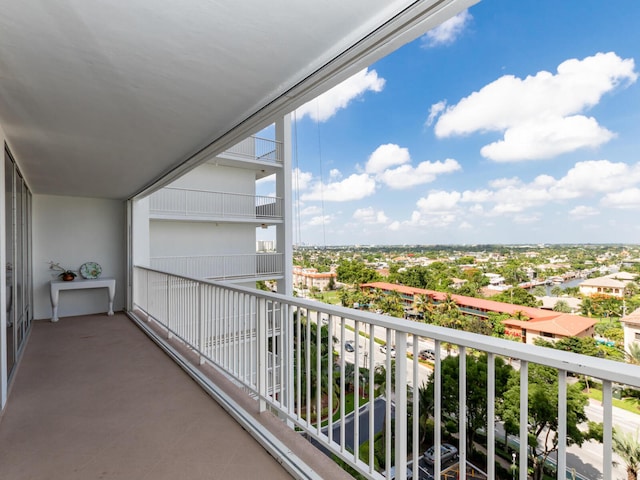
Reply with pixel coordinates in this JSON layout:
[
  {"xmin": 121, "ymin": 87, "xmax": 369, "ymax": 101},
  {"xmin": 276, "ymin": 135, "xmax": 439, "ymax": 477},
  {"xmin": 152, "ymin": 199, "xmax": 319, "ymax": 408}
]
[
  {"xmin": 419, "ymin": 348, "xmax": 435, "ymax": 360},
  {"xmin": 345, "ymin": 341, "xmax": 355, "ymax": 352},
  {"xmin": 423, "ymin": 443, "xmax": 458, "ymax": 465},
  {"xmin": 385, "ymin": 466, "xmax": 413, "ymax": 479},
  {"xmin": 380, "ymin": 344, "xmax": 396, "ymax": 358}
]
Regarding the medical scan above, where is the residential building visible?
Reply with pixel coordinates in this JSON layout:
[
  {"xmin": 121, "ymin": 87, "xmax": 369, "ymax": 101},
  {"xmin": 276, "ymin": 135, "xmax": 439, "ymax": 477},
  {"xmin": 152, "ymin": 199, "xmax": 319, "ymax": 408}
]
[
  {"xmin": 0, "ymin": 2, "xmax": 636, "ymax": 480},
  {"xmin": 579, "ymin": 276, "xmax": 628, "ymax": 298},
  {"xmin": 621, "ymin": 307, "xmax": 640, "ymax": 350},
  {"xmin": 292, "ymin": 266, "xmax": 336, "ymax": 292},
  {"xmin": 361, "ymin": 281, "xmax": 597, "ymax": 343},
  {"xmin": 142, "ymin": 135, "xmax": 288, "ymax": 287}
]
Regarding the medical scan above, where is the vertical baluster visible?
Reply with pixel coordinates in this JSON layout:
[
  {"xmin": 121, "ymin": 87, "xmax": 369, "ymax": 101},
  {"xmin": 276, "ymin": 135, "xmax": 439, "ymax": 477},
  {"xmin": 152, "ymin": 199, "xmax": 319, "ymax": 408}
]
[
  {"xmin": 257, "ymin": 296, "xmax": 267, "ymax": 412},
  {"xmin": 316, "ymin": 310, "xmax": 321, "ymax": 435},
  {"xmin": 412, "ymin": 338, "xmax": 419, "ymax": 480},
  {"xmin": 435, "ymin": 338, "xmax": 442, "ymax": 477},
  {"xmin": 519, "ymin": 361, "xmax": 528, "ymax": 480},
  {"xmin": 305, "ymin": 308, "xmax": 311, "ymax": 427},
  {"xmin": 339, "ymin": 317, "xmax": 346, "ymax": 453},
  {"xmin": 353, "ymin": 319, "xmax": 360, "ymax": 463},
  {"xmin": 385, "ymin": 328, "xmax": 392, "ymax": 479},
  {"xmin": 395, "ymin": 331, "xmax": 407, "ymax": 480},
  {"xmin": 558, "ymin": 369, "xmax": 567, "ymax": 479},
  {"xmin": 327, "ymin": 314, "xmax": 334, "ymax": 445},
  {"xmin": 459, "ymin": 346, "xmax": 467, "ymax": 480},
  {"xmin": 487, "ymin": 352, "xmax": 495, "ymax": 480},
  {"xmin": 369, "ymin": 324, "xmax": 376, "ymax": 475},
  {"xmin": 603, "ymin": 380, "xmax": 613, "ymax": 480}
]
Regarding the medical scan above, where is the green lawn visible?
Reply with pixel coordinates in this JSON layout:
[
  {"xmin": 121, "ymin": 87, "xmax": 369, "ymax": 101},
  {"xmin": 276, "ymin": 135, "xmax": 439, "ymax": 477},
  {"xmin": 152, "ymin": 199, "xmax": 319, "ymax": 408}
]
[
  {"xmin": 313, "ymin": 290, "xmax": 342, "ymax": 305},
  {"xmin": 586, "ymin": 388, "xmax": 640, "ymax": 414}
]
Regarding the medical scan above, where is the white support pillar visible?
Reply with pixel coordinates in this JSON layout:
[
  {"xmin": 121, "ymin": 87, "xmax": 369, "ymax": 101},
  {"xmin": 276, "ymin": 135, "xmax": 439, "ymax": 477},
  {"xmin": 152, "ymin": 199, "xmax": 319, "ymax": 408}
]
[{"xmin": 275, "ymin": 114, "xmax": 292, "ymax": 296}]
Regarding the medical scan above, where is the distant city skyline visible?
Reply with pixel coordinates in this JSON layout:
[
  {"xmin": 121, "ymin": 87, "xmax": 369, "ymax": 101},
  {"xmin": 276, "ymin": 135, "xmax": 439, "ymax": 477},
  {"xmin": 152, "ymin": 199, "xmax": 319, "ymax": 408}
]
[{"xmin": 258, "ymin": 0, "xmax": 640, "ymax": 246}]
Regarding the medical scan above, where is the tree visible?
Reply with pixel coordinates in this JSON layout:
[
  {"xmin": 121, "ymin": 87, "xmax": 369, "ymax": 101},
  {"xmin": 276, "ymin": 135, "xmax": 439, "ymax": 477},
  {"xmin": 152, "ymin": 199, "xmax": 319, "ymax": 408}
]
[
  {"xmin": 613, "ymin": 428, "xmax": 640, "ymax": 480},
  {"xmin": 551, "ymin": 286, "xmax": 564, "ymax": 297},
  {"xmin": 422, "ymin": 354, "xmax": 514, "ymax": 452},
  {"xmin": 294, "ymin": 318, "xmax": 336, "ymax": 419},
  {"xmin": 532, "ymin": 286, "xmax": 546, "ymax": 297},
  {"xmin": 627, "ymin": 343, "xmax": 640, "ymax": 365},
  {"xmin": 553, "ymin": 300, "xmax": 572, "ymax": 313},
  {"xmin": 414, "ymin": 293, "xmax": 436, "ymax": 322},
  {"xmin": 492, "ymin": 287, "xmax": 540, "ymax": 308},
  {"xmin": 336, "ymin": 259, "xmax": 380, "ymax": 285},
  {"xmin": 499, "ymin": 364, "xmax": 596, "ymax": 480},
  {"xmin": 373, "ymin": 361, "xmax": 396, "ymax": 397}
]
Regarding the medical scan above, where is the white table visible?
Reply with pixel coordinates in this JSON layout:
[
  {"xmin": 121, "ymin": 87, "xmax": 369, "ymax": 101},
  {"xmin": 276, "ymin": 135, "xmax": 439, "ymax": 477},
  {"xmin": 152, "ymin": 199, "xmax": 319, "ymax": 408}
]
[{"xmin": 50, "ymin": 277, "xmax": 116, "ymax": 322}]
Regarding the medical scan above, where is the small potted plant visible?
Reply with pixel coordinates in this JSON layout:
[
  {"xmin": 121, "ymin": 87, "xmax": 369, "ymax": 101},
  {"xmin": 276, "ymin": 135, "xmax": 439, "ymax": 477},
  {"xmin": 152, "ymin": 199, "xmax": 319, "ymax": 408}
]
[{"xmin": 49, "ymin": 261, "xmax": 77, "ymax": 281}]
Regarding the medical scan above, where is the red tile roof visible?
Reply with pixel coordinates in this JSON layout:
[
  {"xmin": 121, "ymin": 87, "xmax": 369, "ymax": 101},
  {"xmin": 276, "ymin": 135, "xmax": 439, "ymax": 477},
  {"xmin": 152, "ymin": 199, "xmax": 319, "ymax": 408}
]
[{"xmin": 360, "ymin": 281, "xmax": 597, "ymax": 337}]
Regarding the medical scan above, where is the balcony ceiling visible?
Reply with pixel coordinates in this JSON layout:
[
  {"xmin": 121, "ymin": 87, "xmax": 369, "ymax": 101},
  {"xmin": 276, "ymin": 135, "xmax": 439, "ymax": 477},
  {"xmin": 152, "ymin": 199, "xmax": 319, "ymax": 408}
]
[{"xmin": 0, "ymin": 0, "xmax": 474, "ymax": 199}]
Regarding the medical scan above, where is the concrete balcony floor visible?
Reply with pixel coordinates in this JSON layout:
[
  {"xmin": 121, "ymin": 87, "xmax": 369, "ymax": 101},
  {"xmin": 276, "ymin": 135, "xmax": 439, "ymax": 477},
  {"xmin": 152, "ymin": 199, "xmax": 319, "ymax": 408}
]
[{"xmin": 0, "ymin": 313, "xmax": 293, "ymax": 480}]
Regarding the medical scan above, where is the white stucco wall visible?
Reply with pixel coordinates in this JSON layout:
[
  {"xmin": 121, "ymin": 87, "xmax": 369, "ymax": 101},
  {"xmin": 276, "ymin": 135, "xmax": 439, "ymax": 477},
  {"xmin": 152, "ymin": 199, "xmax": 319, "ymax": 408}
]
[
  {"xmin": 623, "ymin": 322, "xmax": 640, "ymax": 350},
  {"xmin": 170, "ymin": 163, "xmax": 254, "ymax": 195},
  {"xmin": 150, "ymin": 221, "xmax": 255, "ymax": 257},
  {"xmin": 33, "ymin": 195, "xmax": 126, "ymax": 320}
]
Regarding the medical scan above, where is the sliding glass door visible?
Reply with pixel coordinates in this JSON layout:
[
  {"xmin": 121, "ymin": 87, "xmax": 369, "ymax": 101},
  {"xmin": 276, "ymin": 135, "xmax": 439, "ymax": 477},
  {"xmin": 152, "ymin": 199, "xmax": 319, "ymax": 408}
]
[{"xmin": 5, "ymin": 145, "xmax": 32, "ymax": 380}]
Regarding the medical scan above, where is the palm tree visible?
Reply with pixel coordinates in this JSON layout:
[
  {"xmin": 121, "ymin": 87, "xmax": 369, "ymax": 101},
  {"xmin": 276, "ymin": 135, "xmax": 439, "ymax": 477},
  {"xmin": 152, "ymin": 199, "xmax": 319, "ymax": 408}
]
[
  {"xmin": 373, "ymin": 362, "xmax": 396, "ymax": 398},
  {"xmin": 553, "ymin": 300, "xmax": 572, "ymax": 313},
  {"xmin": 613, "ymin": 428, "xmax": 640, "ymax": 480},
  {"xmin": 626, "ymin": 343, "xmax": 640, "ymax": 365},
  {"xmin": 414, "ymin": 293, "xmax": 436, "ymax": 322}
]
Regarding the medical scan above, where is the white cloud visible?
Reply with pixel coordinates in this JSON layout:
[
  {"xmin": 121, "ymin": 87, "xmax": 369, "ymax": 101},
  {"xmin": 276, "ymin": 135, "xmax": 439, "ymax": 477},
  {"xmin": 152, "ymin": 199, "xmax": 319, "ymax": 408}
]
[
  {"xmin": 377, "ymin": 158, "xmax": 461, "ymax": 189},
  {"xmin": 307, "ymin": 215, "xmax": 332, "ymax": 227},
  {"xmin": 459, "ymin": 221, "xmax": 472, "ymax": 230},
  {"xmin": 353, "ymin": 207, "xmax": 389, "ymax": 224},
  {"xmin": 301, "ymin": 173, "xmax": 376, "ymax": 202},
  {"xmin": 489, "ymin": 177, "xmax": 521, "ymax": 189},
  {"xmin": 300, "ymin": 206, "xmax": 322, "ymax": 216},
  {"xmin": 296, "ymin": 68, "xmax": 385, "ymax": 122},
  {"xmin": 569, "ymin": 205, "xmax": 599, "ymax": 217},
  {"xmin": 462, "ymin": 189, "xmax": 493, "ymax": 203},
  {"xmin": 601, "ymin": 188, "xmax": 640, "ymax": 209},
  {"xmin": 434, "ymin": 52, "xmax": 637, "ymax": 161},
  {"xmin": 416, "ymin": 190, "xmax": 461, "ymax": 212},
  {"xmin": 480, "ymin": 116, "xmax": 614, "ymax": 161},
  {"xmin": 426, "ymin": 100, "xmax": 447, "ymax": 127},
  {"xmin": 513, "ymin": 214, "xmax": 541, "ymax": 224},
  {"xmin": 417, "ymin": 159, "xmax": 640, "ymax": 222},
  {"xmin": 293, "ymin": 168, "xmax": 313, "ymax": 190},
  {"xmin": 550, "ymin": 160, "xmax": 640, "ymax": 199},
  {"xmin": 329, "ymin": 168, "xmax": 342, "ymax": 180},
  {"xmin": 422, "ymin": 10, "xmax": 472, "ymax": 48},
  {"xmin": 365, "ymin": 144, "xmax": 411, "ymax": 174},
  {"xmin": 388, "ymin": 221, "xmax": 401, "ymax": 231}
]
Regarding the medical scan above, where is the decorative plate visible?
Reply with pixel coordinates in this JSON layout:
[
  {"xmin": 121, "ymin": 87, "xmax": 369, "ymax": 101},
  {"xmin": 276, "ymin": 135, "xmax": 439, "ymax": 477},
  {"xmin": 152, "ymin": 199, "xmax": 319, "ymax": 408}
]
[{"xmin": 79, "ymin": 262, "xmax": 102, "ymax": 279}]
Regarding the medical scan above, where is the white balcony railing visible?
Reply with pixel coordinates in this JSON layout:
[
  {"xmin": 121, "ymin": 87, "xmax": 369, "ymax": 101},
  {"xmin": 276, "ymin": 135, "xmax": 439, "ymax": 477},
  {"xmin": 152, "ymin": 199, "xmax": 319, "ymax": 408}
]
[
  {"xmin": 222, "ymin": 136, "xmax": 284, "ymax": 164},
  {"xmin": 149, "ymin": 253, "xmax": 283, "ymax": 280},
  {"xmin": 149, "ymin": 187, "xmax": 282, "ymax": 220},
  {"xmin": 132, "ymin": 266, "xmax": 640, "ymax": 480}
]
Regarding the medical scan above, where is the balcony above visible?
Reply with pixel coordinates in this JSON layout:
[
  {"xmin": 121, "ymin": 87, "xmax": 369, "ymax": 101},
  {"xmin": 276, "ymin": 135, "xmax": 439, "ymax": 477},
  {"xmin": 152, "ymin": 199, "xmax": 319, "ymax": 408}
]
[
  {"xmin": 149, "ymin": 187, "xmax": 282, "ymax": 225},
  {"xmin": 214, "ymin": 136, "xmax": 284, "ymax": 179},
  {"xmin": 149, "ymin": 253, "xmax": 284, "ymax": 281}
]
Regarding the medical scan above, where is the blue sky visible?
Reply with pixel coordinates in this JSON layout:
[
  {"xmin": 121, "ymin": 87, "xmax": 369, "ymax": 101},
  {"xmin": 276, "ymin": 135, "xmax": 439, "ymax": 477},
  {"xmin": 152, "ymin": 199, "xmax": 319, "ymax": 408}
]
[{"xmin": 260, "ymin": 0, "xmax": 640, "ymax": 246}]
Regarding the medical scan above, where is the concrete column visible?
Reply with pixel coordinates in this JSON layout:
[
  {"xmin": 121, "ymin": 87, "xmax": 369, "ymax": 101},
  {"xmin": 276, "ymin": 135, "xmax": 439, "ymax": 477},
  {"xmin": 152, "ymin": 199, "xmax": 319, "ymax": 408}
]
[{"xmin": 275, "ymin": 114, "xmax": 292, "ymax": 296}]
